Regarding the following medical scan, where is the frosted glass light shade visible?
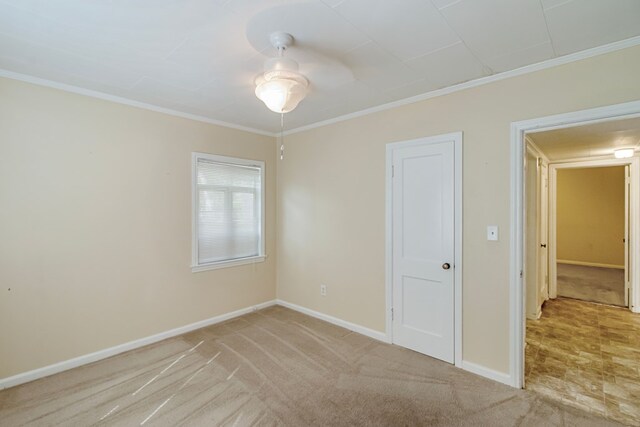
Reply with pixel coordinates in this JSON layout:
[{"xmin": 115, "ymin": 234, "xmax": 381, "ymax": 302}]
[{"xmin": 255, "ymin": 69, "xmax": 308, "ymax": 114}]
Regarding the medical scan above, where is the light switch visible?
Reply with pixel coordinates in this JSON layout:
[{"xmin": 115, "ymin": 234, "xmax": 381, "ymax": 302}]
[{"xmin": 487, "ymin": 225, "xmax": 499, "ymax": 241}]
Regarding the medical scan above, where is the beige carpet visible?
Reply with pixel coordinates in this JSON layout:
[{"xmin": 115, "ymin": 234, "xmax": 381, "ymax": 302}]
[
  {"xmin": 0, "ymin": 305, "xmax": 623, "ymax": 426},
  {"xmin": 557, "ymin": 263, "xmax": 625, "ymax": 306}
]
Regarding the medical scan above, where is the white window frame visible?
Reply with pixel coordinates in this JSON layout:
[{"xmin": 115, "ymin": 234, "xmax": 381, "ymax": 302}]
[{"xmin": 191, "ymin": 152, "xmax": 266, "ymax": 272}]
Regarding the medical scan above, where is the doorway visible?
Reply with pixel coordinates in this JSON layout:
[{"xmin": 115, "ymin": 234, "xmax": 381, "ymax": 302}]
[
  {"xmin": 553, "ymin": 165, "xmax": 628, "ymax": 307},
  {"xmin": 385, "ymin": 132, "xmax": 462, "ymax": 366},
  {"xmin": 513, "ymin": 106, "xmax": 640, "ymax": 424}
]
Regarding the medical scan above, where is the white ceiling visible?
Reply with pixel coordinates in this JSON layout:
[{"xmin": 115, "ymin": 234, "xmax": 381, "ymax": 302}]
[
  {"xmin": 1, "ymin": 0, "xmax": 639, "ymax": 133},
  {"xmin": 528, "ymin": 116, "xmax": 640, "ymax": 161}
]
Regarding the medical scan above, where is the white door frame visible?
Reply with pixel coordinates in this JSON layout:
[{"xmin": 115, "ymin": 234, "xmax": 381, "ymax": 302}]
[
  {"xmin": 510, "ymin": 100, "xmax": 640, "ymax": 389},
  {"xmin": 548, "ymin": 158, "xmax": 639, "ymax": 303},
  {"xmin": 385, "ymin": 132, "xmax": 463, "ymax": 367}
]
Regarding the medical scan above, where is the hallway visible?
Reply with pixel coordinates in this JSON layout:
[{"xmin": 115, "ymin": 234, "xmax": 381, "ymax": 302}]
[
  {"xmin": 526, "ymin": 298, "xmax": 640, "ymax": 425},
  {"xmin": 557, "ymin": 263, "xmax": 626, "ymax": 306}
]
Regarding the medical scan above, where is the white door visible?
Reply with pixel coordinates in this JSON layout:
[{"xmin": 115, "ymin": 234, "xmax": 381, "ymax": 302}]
[
  {"xmin": 625, "ymin": 165, "xmax": 630, "ymax": 307},
  {"xmin": 392, "ymin": 137, "xmax": 455, "ymax": 363},
  {"xmin": 525, "ymin": 151, "xmax": 539, "ymax": 319},
  {"xmin": 539, "ymin": 163, "xmax": 549, "ymax": 301}
]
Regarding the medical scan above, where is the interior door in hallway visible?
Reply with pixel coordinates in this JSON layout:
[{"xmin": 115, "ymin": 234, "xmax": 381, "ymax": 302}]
[
  {"xmin": 539, "ymin": 162, "xmax": 549, "ymax": 302},
  {"xmin": 391, "ymin": 137, "xmax": 455, "ymax": 363},
  {"xmin": 625, "ymin": 164, "xmax": 630, "ymax": 307}
]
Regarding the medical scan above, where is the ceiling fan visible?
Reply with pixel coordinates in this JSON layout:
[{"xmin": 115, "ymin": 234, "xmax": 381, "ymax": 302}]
[
  {"xmin": 247, "ymin": 12, "xmax": 355, "ymax": 160},
  {"xmin": 254, "ymin": 32, "xmax": 309, "ymax": 114}
]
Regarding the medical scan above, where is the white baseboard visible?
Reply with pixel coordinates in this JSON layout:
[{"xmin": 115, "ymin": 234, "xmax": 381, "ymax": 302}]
[
  {"xmin": 277, "ymin": 300, "xmax": 517, "ymax": 387},
  {"xmin": 557, "ymin": 259, "xmax": 624, "ymax": 269},
  {"xmin": 460, "ymin": 360, "xmax": 513, "ymax": 387},
  {"xmin": 276, "ymin": 299, "xmax": 390, "ymax": 343},
  {"xmin": 2, "ymin": 299, "xmax": 514, "ymax": 392},
  {"xmin": 525, "ymin": 311, "xmax": 541, "ymax": 321},
  {"xmin": 0, "ymin": 299, "xmax": 277, "ymax": 390}
]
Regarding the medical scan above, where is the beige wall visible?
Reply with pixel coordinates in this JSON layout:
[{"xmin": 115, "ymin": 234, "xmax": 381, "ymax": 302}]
[
  {"xmin": 277, "ymin": 45, "xmax": 640, "ymax": 374},
  {"xmin": 557, "ymin": 166, "xmax": 625, "ymax": 267},
  {"xmin": 2, "ymin": 45, "xmax": 639, "ymax": 382},
  {"xmin": 0, "ymin": 78, "xmax": 277, "ymax": 379}
]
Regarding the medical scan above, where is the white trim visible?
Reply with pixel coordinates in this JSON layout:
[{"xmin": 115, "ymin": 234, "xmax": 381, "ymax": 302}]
[
  {"xmin": 276, "ymin": 299, "xmax": 390, "ymax": 343},
  {"xmin": 557, "ymin": 260, "xmax": 624, "ymax": 270},
  {"xmin": 385, "ymin": 132, "xmax": 463, "ymax": 367},
  {"xmin": 454, "ymin": 133, "xmax": 463, "ymax": 368},
  {"xmin": 191, "ymin": 152, "xmax": 266, "ymax": 272},
  {"xmin": 510, "ymin": 120, "xmax": 526, "ymax": 389},
  {"xmin": 284, "ymin": 36, "xmax": 640, "ymax": 136},
  {"xmin": 0, "ymin": 300, "xmax": 277, "ymax": 390},
  {"xmin": 3, "ymin": 36, "xmax": 640, "ymax": 138},
  {"xmin": 385, "ymin": 146, "xmax": 394, "ymax": 344},
  {"xmin": 550, "ymin": 158, "xmax": 640, "ymax": 168},
  {"xmin": 626, "ymin": 164, "xmax": 631, "ymax": 308},
  {"xmin": 191, "ymin": 255, "xmax": 266, "ymax": 272},
  {"xmin": 459, "ymin": 361, "xmax": 512, "ymax": 387},
  {"xmin": 524, "ymin": 136, "xmax": 550, "ymax": 164},
  {"xmin": 550, "ymin": 154, "xmax": 639, "ymax": 164},
  {"xmin": 510, "ymin": 100, "xmax": 640, "ymax": 389},
  {"xmin": 278, "ymin": 298, "xmax": 515, "ymax": 388},
  {"xmin": 0, "ymin": 69, "xmax": 275, "ymax": 138},
  {"xmin": 1, "ymin": 297, "xmax": 518, "ymax": 391}
]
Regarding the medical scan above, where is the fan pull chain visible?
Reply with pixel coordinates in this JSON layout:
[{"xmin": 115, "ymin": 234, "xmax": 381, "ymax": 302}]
[{"xmin": 280, "ymin": 113, "xmax": 285, "ymax": 160}]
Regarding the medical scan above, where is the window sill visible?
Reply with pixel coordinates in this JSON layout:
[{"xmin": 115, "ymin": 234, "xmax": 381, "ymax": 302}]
[{"xmin": 191, "ymin": 255, "xmax": 266, "ymax": 273}]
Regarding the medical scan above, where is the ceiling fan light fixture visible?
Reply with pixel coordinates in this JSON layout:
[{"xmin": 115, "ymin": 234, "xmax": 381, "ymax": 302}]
[
  {"xmin": 255, "ymin": 70, "xmax": 308, "ymax": 114},
  {"xmin": 614, "ymin": 148, "xmax": 634, "ymax": 158},
  {"xmin": 254, "ymin": 32, "xmax": 309, "ymax": 114}
]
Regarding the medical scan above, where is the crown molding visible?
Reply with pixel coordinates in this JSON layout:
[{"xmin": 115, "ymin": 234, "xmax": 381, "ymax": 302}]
[
  {"xmin": 1, "ymin": 35, "xmax": 639, "ymax": 139},
  {"xmin": 0, "ymin": 69, "xmax": 277, "ymax": 138},
  {"xmin": 284, "ymin": 35, "xmax": 640, "ymax": 136}
]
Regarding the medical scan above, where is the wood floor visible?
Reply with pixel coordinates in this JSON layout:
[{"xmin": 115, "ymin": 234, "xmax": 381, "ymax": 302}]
[
  {"xmin": 1, "ymin": 305, "xmax": 622, "ymax": 426},
  {"xmin": 526, "ymin": 298, "xmax": 640, "ymax": 426}
]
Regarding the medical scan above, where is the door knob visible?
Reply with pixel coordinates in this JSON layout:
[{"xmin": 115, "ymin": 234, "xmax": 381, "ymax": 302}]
[
  {"xmin": 442, "ymin": 263, "xmax": 451, "ymax": 270},
  {"xmin": 541, "ymin": 244, "xmax": 547, "ymax": 248}
]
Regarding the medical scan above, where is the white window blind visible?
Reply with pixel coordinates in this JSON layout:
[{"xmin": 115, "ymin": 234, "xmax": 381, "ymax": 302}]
[{"xmin": 193, "ymin": 154, "xmax": 264, "ymax": 270}]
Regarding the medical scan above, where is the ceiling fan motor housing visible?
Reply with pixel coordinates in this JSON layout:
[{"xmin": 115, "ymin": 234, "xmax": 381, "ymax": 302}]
[{"xmin": 270, "ymin": 32, "xmax": 294, "ymax": 51}]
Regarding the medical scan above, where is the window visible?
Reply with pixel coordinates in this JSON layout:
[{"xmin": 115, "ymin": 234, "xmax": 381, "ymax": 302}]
[{"xmin": 192, "ymin": 153, "xmax": 265, "ymax": 272}]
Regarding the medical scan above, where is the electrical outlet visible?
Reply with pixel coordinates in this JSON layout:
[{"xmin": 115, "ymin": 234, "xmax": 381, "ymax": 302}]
[
  {"xmin": 320, "ymin": 284, "xmax": 327, "ymax": 296},
  {"xmin": 487, "ymin": 225, "xmax": 499, "ymax": 241}
]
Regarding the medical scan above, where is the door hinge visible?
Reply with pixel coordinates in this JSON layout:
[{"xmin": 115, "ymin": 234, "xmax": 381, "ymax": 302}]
[
  {"xmin": 520, "ymin": 270, "xmax": 523, "ymax": 279},
  {"xmin": 392, "ymin": 165, "xmax": 395, "ymax": 178},
  {"xmin": 391, "ymin": 307, "xmax": 394, "ymax": 321}
]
